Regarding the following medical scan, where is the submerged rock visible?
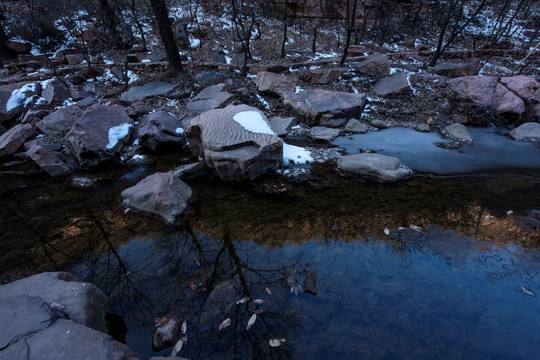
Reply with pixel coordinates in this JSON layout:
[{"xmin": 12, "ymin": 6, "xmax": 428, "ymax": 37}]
[
  {"xmin": 337, "ymin": 153, "xmax": 412, "ymax": 182},
  {"xmin": 186, "ymin": 104, "xmax": 283, "ymax": 181},
  {"xmin": 303, "ymin": 270, "xmax": 318, "ymax": 295},
  {"xmin": 509, "ymin": 122, "xmax": 540, "ymax": 141},
  {"xmin": 443, "ymin": 123, "xmax": 472, "ymax": 144},
  {"xmin": 121, "ymin": 172, "xmax": 193, "ymax": 224}
]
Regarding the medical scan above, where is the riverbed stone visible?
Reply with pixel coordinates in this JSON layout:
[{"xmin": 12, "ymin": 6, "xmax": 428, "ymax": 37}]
[
  {"xmin": 187, "ymin": 83, "xmax": 232, "ymax": 114},
  {"xmin": 509, "ymin": 122, "xmax": 540, "ymax": 141},
  {"xmin": 337, "ymin": 153, "xmax": 412, "ymax": 182},
  {"xmin": 303, "ymin": 270, "xmax": 318, "ymax": 295},
  {"xmin": 255, "ymin": 71, "xmax": 297, "ymax": 96},
  {"xmin": 121, "ymin": 172, "xmax": 193, "ymax": 224},
  {"xmin": 186, "ymin": 104, "xmax": 283, "ymax": 181},
  {"xmin": 371, "ymin": 119, "xmax": 388, "ymax": 129},
  {"xmin": 138, "ymin": 111, "xmax": 185, "ymax": 152},
  {"xmin": 66, "ymin": 104, "xmax": 134, "ymax": 167},
  {"xmin": 26, "ymin": 144, "xmax": 72, "ymax": 177},
  {"xmin": 443, "ymin": 123, "xmax": 472, "ymax": 144},
  {"xmin": 309, "ymin": 67, "xmax": 347, "ymax": 84},
  {"xmin": 431, "ymin": 59, "xmax": 480, "ymax": 78},
  {"xmin": 353, "ymin": 54, "xmax": 391, "ymax": 76},
  {"xmin": 309, "ymin": 126, "xmax": 341, "ymax": 142},
  {"xmin": 0, "ymin": 272, "xmax": 109, "ymax": 333},
  {"xmin": 373, "ymin": 72, "xmax": 410, "ymax": 96},
  {"xmin": 37, "ymin": 106, "xmax": 83, "ymax": 136},
  {"xmin": 152, "ymin": 317, "xmax": 183, "ymax": 352},
  {"xmin": 42, "ymin": 78, "xmax": 71, "ymax": 105},
  {"xmin": 344, "ymin": 119, "xmax": 368, "ymax": 133},
  {"xmin": 0, "ymin": 123, "xmax": 34, "ymax": 157},
  {"xmin": 270, "ymin": 116, "xmax": 296, "ymax": 136},
  {"xmin": 282, "ymin": 88, "xmax": 366, "ymax": 122},
  {"xmin": 120, "ymin": 82, "xmax": 178, "ymax": 102},
  {"xmin": 0, "ymin": 320, "xmax": 140, "ymax": 360}
]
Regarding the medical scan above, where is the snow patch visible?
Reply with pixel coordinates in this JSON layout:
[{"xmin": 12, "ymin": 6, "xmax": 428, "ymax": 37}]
[
  {"xmin": 283, "ymin": 143, "xmax": 313, "ymax": 164},
  {"xmin": 6, "ymin": 83, "xmax": 36, "ymax": 111},
  {"xmin": 255, "ymin": 94, "xmax": 270, "ymax": 110},
  {"xmin": 106, "ymin": 123, "xmax": 132, "ymax": 149},
  {"xmin": 233, "ymin": 111, "xmax": 275, "ymax": 135},
  {"xmin": 175, "ymin": 127, "xmax": 184, "ymax": 134}
]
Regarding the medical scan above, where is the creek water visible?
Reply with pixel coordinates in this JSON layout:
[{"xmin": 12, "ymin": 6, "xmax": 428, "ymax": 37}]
[{"xmin": 1, "ymin": 141, "xmax": 540, "ymax": 359}]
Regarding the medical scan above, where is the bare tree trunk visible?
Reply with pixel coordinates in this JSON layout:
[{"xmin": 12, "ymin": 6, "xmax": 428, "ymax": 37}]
[
  {"xmin": 149, "ymin": 0, "xmax": 183, "ymax": 73},
  {"xmin": 340, "ymin": 0, "xmax": 358, "ymax": 66},
  {"xmin": 312, "ymin": 0, "xmax": 323, "ymax": 53},
  {"xmin": 281, "ymin": 0, "xmax": 289, "ymax": 58}
]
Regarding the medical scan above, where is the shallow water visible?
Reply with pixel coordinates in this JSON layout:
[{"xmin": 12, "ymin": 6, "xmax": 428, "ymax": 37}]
[
  {"xmin": 1, "ymin": 155, "xmax": 540, "ymax": 359},
  {"xmin": 333, "ymin": 127, "xmax": 540, "ymax": 175}
]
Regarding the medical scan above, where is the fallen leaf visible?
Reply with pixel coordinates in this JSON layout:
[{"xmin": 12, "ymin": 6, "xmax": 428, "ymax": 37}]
[
  {"xmin": 269, "ymin": 338, "xmax": 286, "ymax": 347},
  {"xmin": 290, "ymin": 284, "xmax": 301, "ymax": 295},
  {"xmin": 384, "ymin": 227, "xmax": 390, "ymax": 235},
  {"xmin": 520, "ymin": 285, "xmax": 536, "ymax": 297},
  {"xmin": 254, "ymin": 309, "xmax": 264, "ymax": 314},
  {"xmin": 219, "ymin": 318, "xmax": 231, "ymax": 330},
  {"xmin": 236, "ymin": 296, "xmax": 250, "ymax": 304},
  {"xmin": 254, "ymin": 299, "xmax": 265, "ymax": 304},
  {"xmin": 189, "ymin": 281, "xmax": 198, "ymax": 291},
  {"xmin": 246, "ymin": 313, "xmax": 257, "ymax": 330},
  {"xmin": 181, "ymin": 320, "xmax": 187, "ymax": 334},
  {"xmin": 409, "ymin": 225, "xmax": 422, "ymax": 232},
  {"xmin": 171, "ymin": 336, "xmax": 187, "ymax": 357},
  {"xmin": 265, "ymin": 287, "xmax": 272, "ymax": 295}
]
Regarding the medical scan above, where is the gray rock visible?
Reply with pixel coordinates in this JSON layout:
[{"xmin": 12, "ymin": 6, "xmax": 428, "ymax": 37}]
[
  {"xmin": 67, "ymin": 104, "xmax": 134, "ymax": 167},
  {"xmin": 187, "ymin": 83, "xmax": 232, "ymax": 114},
  {"xmin": 173, "ymin": 162, "xmax": 209, "ymax": 179},
  {"xmin": 344, "ymin": 119, "xmax": 368, "ymax": 133},
  {"xmin": 120, "ymin": 82, "xmax": 178, "ymax": 102},
  {"xmin": 121, "ymin": 172, "xmax": 192, "ymax": 224},
  {"xmin": 322, "ymin": 118, "xmax": 348, "ymax": 128},
  {"xmin": 309, "ymin": 67, "xmax": 347, "ymax": 84},
  {"xmin": 282, "ymin": 88, "xmax": 366, "ymax": 122},
  {"xmin": 0, "ymin": 82, "xmax": 34, "ymax": 124},
  {"xmin": 0, "ymin": 123, "xmax": 34, "ymax": 157},
  {"xmin": 302, "ymin": 270, "xmax": 318, "ymax": 295},
  {"xmin": 208, "ymin": 49, "xmax": 226, "ymax": 64},
  {"xmin": 309, "ymin": 126, "xmax": 341, "ymax": 142},
  {"xmin": 431, "ymin": 58, "xmax": 480, "ymax": 78},
  {"xmin": 76, "ymin": 96, "xmax": 98, "ymax": 108},
  {"xmin": 22, "ymin": 109, "xmax": 49, "ymax": 126},
  {"xmin": 0, "ymin": 272, "xmax": 109, "ymax": 333},
  {"xmin": 270, "ymin": 116, "xmax": 296, "ymax": 136},
  {"xmin": 186, "ymin": 104, "xmax": 283, "ymax": 181},
  {"xmin": 175, "ymin": 22, "xmax": 190, "ymax": 48},
  {"xmin": 42, "ymin": 78, "xmax": 71, "ymax": 105},
  {"xmin": 255, "ymin": 71, "xmax": 297, "ymax": 96},
  {"xmin": 0, "ymin": 295, "xmax": 65, "ymax": 350},
  {"xmin": 443, "ymin": 123, "xmax": 472, "ymax": 143},
  {"xmin": 65, "ymin": 53, "xmax": 85, "ymax": 65},
  {"xmin": 373, "ymin": 71, "xmax": 410, "ymax": 96},
  {"xmin": 509, "ymin": 122, "xmax": 540, "ymax": 141},
  {"xmin": 72, "ymin": 91, "xmax": 96, "ymax": 101},
  {"xmin": 371, "ymin": 119, "xmax": 388, "ymax": 129},
  {"xmin": 138, "ymin": 111, "xmax": 185, "ymax": 152},
  {"xmin": 26, "ymin": 144, "xmax": 72, "ymax": 177},
  {"xmin": 338, "ymin": 153, "xmax": 412, "ymax": 182},
  {"xmin": 0, "ymin": 320, "xmax": 140, "ymax": 360},
  {"xmin": 152, "ymin": 317, "xmax": 183, "ymax": 352},
  {"xmin": 353, "ymin": 54, "xmax": 391, "ymax": 76},
  {"xmin": 149, "ymin": 357, "xmax": 189, "ymax": 360},
  {"xmin": 37, "ymin": 106, "xmax": 83, "ymax": 136}
]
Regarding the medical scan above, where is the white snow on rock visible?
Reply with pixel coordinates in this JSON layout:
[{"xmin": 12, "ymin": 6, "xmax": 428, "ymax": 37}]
[
  {"xmin": 6, "ymin": 83, "xmax": 36, "ymax": 111},
  {"xmin": 283, "ymin": 143, "xmax": 313, "ymax": 164},
  {"xmin": 233, "ymin": 111, "xmax": 275, "ymax": 135},
  {"xmin": 175, "ymin": 127, "xmax": 184, "ymax": 134},
  {"xmin": 106, "ymin": 123, "xmax": 132, "ymax": 149}
]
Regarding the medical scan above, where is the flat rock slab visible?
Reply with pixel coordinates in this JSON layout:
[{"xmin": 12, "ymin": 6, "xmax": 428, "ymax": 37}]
[
  {"xmin": 509, "ymin": 122, "xmax": 540, "ymax": 141},
  {"xmin": 255, "ymin": 71, "xmax": 297, "ymax": 96},
  {"xmin": 121, "ymin": 82, "xmax": 178, "ymax": 102},
  {"xmin": 352, "ymin": 54, "xmax": 391, "ymax": 76},
  {"xmin": 443, "ymin": 123, "xmax": 472, "ymax": 143},
  {"xmin": 0, "ymin": 320, "xmax": 140, "ymax": 360},
  {"xmin": 67, "ymin": 104, "xmax": 134, "ymax": 167},
  {"xmin": 0, "ymin": 123, "xmax": 34, "ymax": 157},
  {"xmin": 282, "ymin": 88, "xmax": 366, "ymax": 122},
  {"xmin": 373, "ymin": 72, "xmax": 410, "ymax": 96},
  {"xmin": 43, "ymin": 78, "xmax": 71, "ymax": 105},
  {"xmin": 309, "ymin": 67, "xmax": 347, "ymax": 84},
  {"xmin": 186, "ymin": 104, "xmax": 283, "ymax": 181},
  {"xmin": 270, "ymin": 116, "xmax": 296, "ymax": 136},
  {"xmin": 187, "ymin": 83, "xmax": 232, "ymax": 114},
  {"xmin": 121, "ymin": 172, "xmax": 193, "ymax": 224},
  {"xmin": 431, "ymin": 59, "xmax": 480, "ymax": 78},
  {"xmin": 37, "ymin": 106, "xmax": 83, "ymax": 136},
  {"xmin": 26, "ymin": 144, "xmax": 72, "ymax": 177},
  {"xmin": 310, "ymin": 126, "xmax": 341, "ymax": 142},
  {"xmin": 0, "ymin": 272, "xmax": 109, "ymax": 333},
  {"xmin": 338, "ymin": 153, "xmax": 412, "ymax": 182},
  {"xmin": 344, "ymin": 119, "xmax": 368, "ymax": 133}
]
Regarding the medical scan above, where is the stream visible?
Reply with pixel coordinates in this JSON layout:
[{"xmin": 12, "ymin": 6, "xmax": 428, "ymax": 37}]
[{"xmin": 1, "ymin": 128, "xmax": 540, "ymax": 359}]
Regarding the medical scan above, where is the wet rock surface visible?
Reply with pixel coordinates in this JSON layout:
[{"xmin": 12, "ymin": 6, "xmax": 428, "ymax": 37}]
[
  {"xmin": 509, "ymin": 122, "xmax": 540, "ymax": 141},
  {"xmin": 443, "ymin": 123, "xmax": 473, "ymax": 144},
  {"xmin": 152, "ymin": 317, "xmax": 183, "ymax": 352},
  {"xmin": 338, "ymin": 153, "xmax": 412, "ymax": 182}
]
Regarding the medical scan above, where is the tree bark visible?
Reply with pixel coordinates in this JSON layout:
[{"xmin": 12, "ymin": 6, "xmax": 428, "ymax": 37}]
[
  {"xmin": 340, "ymin": 0, "xmax": 358, "ymax": 66},
  {"xmin": 149, "ymin": 0, "xmax": 183, "ymax": 73}
]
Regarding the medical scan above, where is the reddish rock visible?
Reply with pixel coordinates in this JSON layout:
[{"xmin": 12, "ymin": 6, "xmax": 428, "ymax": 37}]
[
  {"xmin": 26, "ymin": 144, "xmax": 72, "ymax": 177},
  {"xmin": 373, "ymin": 72, "xmax": 410, "ymax": 96},
  {"xmin": 309, "ymin": 67, "xmax": 347, "ymax": 84},
  {"xmin": 255, "ymin": 71, "xmax": 297, "ymax": 96},
  {"xmin": 5, "ymin": 39, "xmax": 32, "ymax": 54},
  {"xmin": 37, "ymin": 106, "xmax": 83, "ymax": 136},
  {"xmin": 42, "ymin": 78, "xmax": 71, "ymax": 105},
  {"xmin": 0, "ymin": 124, "xmax": 34, "ymax": 157},
  {"xmin": 431, "ymin": 59, "xmax": 480, "ymax": 78},
  {"xmin": 353, "ymin": 54, "xmax": 391, "ymax": 76}
]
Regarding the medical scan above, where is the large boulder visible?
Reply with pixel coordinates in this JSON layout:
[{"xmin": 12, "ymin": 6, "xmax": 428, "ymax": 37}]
[
  {"xmin": 373, "ymin": 71, "xmax": 410, "ymax": 96},
  {"xmin": 0, "ymin": 123, "xmax": 34, "ymax": 157},
  {"xmin": 0, "ymin": 82, "xmax": 36, "ymax": 124},
  {"xmin": 0, "ymin": 319, "xmax": 140, "ymax": 360},
  {"xmin": 309, "ymin": 126, "xmax": 341, "ymax": 142},
  {"xmin": 187, "ymin": 83, "xmax": 232, "ymax": 114},
  {"xmin": 121, "ymin": 172, "xmax": 193, "ymax": 224},
  {"xmin": 26, "ymin": 144, "xmax": 73, "ymax": 177},
  {"xmin": 282, "ymin": 88, "xmax": 366, "ymax": 123},
  {"xmin": 352, "ymin": 54, "xmax": 391, "ymax": 76},
  {"xmin": 337, "ymin": 153, "xmax": 412, "ymax": 182},
  {"xmin": 0, "ymin": 272, "xmax": 108, "ymax": 333},
  {"xmin": 138, "ymin": 111, "xmax": 185, "ymax": 152},
  {"xmin": 500, "ymin": 75, "xmax": 540, "ymax": 118},
  {"xmin": 37, "ymin": 106, "xmax": 84, "ymax": 136},
  {"xmin": 186, "ymin": 104, "xmax": 283, "ymax": 181},
  {"xmin": 120, "ymin": 82, "xmax": 178, "ymax": 102},
  {"xmin": 509, "ymin": 122, "xmax": 540, "ymax": 141},
  {"xmin": 66, "ymin": 104, "xmax": 134, "ymax": 167},
  {"xmin": 255, "ymin": 71, "xmax": 297, "ymax": 96},
  {"xmin": 5, "ymin": 39, "xmax": 32, "ymax": 54},
  {"xmin": 431, "ymin": 59, "xmax": 480, "ymax": 78},
  {"xmin": 42, "ymin": 78, "xmax": 71, "ymax": 105}
]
